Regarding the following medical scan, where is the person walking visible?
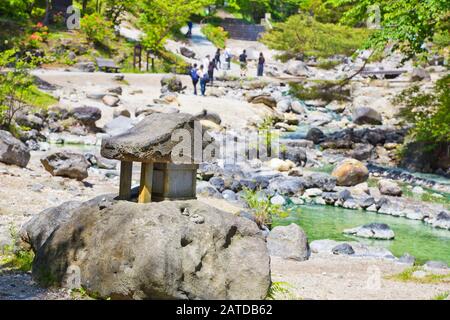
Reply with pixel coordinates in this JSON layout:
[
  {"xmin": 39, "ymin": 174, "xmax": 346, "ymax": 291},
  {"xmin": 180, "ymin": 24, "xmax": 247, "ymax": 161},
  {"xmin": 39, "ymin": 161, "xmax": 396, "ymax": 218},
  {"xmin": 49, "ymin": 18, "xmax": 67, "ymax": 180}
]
[
  {"xmin": 239, "ymin": 50, "xmax": 248, "ymax": 77},
  {"xmin": 257, "ymin": 52, "xmax": 265, "ymax": 77},
  {"xmin": 187, "ymin": 21, "xmax": 193, "ymax": 38},
  {"xmin": 198, "ymin": 65, "xmax": 209, "ymax": 96},
  {"xmin": 208, "ymin": 59, "xmax": 217, "ymax": 86},
  {"xmin": 189, "ymin": 63, "xmax": 199, "ymax": 95},
  {"xmin": 224, "ymin": 47, "xmax": 232, "ymax": 70},
  {"xmin": 214, "ymin": 48, "xmax": 221, "ymax": 69},
  {"xmin": 202, "ymin": 55, "xmax": 211, "ymax": 71}
]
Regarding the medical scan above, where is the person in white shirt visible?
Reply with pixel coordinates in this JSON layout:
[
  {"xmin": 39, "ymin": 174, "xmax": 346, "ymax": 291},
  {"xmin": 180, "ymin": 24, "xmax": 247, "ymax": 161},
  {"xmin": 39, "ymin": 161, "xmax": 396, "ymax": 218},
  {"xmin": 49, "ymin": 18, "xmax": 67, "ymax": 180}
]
[
  {"xmin": 224, "ymin": 48, "xmax": 232, "ymax": 70},
  {"xmin": 202, "ymin": 55, "xmax": 211, "ymax": 70}
]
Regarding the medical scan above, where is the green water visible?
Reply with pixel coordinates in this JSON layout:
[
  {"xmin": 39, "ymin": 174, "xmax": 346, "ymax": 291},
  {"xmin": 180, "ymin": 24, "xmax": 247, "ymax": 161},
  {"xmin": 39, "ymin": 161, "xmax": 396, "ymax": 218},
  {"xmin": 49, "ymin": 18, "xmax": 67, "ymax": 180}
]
[{"xmin": 274, "ymin": 205, "xmax": 450, "ymax": 265}]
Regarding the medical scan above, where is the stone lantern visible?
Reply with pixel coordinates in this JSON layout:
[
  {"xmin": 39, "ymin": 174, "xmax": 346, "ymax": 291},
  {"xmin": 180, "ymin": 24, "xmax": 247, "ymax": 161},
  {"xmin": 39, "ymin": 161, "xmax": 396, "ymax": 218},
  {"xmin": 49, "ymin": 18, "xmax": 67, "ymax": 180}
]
[{"xmin": 101, "ymin": 113, "xmax": 213, "ymax": 203}]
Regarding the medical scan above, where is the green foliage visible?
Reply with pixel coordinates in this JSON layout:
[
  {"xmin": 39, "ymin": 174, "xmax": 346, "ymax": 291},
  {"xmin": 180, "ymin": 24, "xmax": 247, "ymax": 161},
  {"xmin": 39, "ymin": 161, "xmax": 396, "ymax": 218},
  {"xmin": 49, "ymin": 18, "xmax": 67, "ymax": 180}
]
[
  {"xmin": 201, "ymin": 24, "xmax": 228, "ymax": 49},
  {"xmin": 387, "ymin": 266, "xmax": 450, "ymax": 284},
  {"xmin": 81, "ymin": 12, "xmax": 115, "ymax": 46},
  {"xmin": 289, "ymin": 80, "xmax": 351, "ymax": 102},
  {"xmin": 335, "ymin": 0, "xmax": 450, "ymax": 62},
  {"xmin": 0, "ymin": 49, "xmax": 36, "ymax": 131},
  {"xmin": 394, "ymin": 75, "xmax": 450, "ymax": 146},
  {"xmin": 299, "ymin": 0, "xmax": 351, "ymax": 23},
  {"xmin": 0, "ymin": 0, "xmax": 34, "ymax": 20},
  {"xmin": 266, "ymin": 281, "xmax": 298, "ymax": 300},
  {"xmin": 102, "ymin": 0, "xmax": 137, "ymax": 26},
  {"xmin": 243, "ymin": 187, "xmax": 290, "ymax": 229},
  {"xmin": 139, "ymin": 0, "xmax": 214, "ymax": 52},
  {"xmin": 262, "ymin": 14, "xmax": 370, "ymax": 59},
  {"xmin": 433, "ymin": 292, "xmax": 449, "ymax": 300},
  {"xmin": 0, "ymin": 225, "xmax": 34, "ymax": 272}
]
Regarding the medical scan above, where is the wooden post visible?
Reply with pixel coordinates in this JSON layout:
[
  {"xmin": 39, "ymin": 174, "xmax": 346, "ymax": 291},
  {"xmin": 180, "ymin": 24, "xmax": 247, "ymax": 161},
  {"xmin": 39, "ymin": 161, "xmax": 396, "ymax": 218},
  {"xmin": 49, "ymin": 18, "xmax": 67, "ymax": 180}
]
[
  {"xmin": 119, "ymin": 161, "xmax": 133, "ymax": 200},
  {"xmin": 138, "ymin": 162, "xmax": 154, "ymax": 203}
]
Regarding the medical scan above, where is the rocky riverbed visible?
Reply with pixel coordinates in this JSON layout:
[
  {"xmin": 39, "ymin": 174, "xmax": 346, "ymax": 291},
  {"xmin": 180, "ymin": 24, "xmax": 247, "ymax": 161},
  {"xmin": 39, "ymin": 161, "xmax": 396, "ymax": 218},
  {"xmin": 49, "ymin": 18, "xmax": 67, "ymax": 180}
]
[{"xmin": 1, "ymin": 62, "xmax": 449, "ymax": 299}]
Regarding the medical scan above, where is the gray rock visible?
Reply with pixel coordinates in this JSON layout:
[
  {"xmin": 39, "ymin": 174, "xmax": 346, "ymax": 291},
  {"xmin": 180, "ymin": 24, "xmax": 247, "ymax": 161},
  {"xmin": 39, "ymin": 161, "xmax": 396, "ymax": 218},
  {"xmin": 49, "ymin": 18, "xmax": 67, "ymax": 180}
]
[
  {"xmin": 161, "ymin": 75, "xmax": 184, "ymax": 92},
  {"xmin": 398, "ymin": 253, "xmax": 415, "ymax": 265},
  {"xmin": 430, "ymin": 211, "xmax": 450, "ymax": 230},
  {"xmin": 305, "ymin": 128, "xmax": 325, "ymax": 144},
  {"xmin": 248, "ymin": 94, "xmax": 277, "ymax": 109},
  {"xmin": 74, "ymin": 62, "xmax": 95, "ymax": 72},
  {"xmin": 103, "ymin": 116, "xmax": 134, "ymax": 136},
  {"xmin": 209, "ymin": 176, "xmax": 225, "ymax": 192},
  {"xmin": 332, "ymin": 243, "xmax": 355, "ymax": 255},
  {"xmin": 270, "ymin": 194, "xmax": 286, "ymax": 206},
  {"xmin": 180, "ymin": 47, "xmax": 196, "ymax": 59},
  {"xmin": 107, "ymin": 86, "xmax": 123, "ymax": 95},
  {"xmin": 352, "ymin": 106, "xmax": 382, "ymax": 125},
  {"xmin": 101, "ymin": 113, "xmax": 211, "ymax": 164},
  {"xmin": 102, "ymin": 95, "xmax": 120, "ymax": 107},
  {"xmin": 343, "ymin": 223, "xmax": 395, "ymax": 240},
  {"xmin": 41, "ymin": 151, "xmax": 90, "ymax": 181},
  {"xmin": 71, "ymin": 106, "xmax": 101, "ymax": 129},
  {"xmin": 15, "ymin": 113, "xmax": 44, "ymax": 130},
  {"xmin": 113, "ymin": 108, "xmax": 131, "ymax": 119},
  {"xmin": 268, "ymin": 176, "xmax": 305, "ymax": 196},
  {"xmin": 350, "ymin": 143, "xmax": 373, "ymax": 161},
  {"xmin": 27, "ymin": 198, "xmax": 270, "ymax": 300},
  {"xmin": 192, "ymin": 109, "xmax": 222, "ymax": 125},
  {"xmin": 410, "ymin": 68, "xmax": 431, "ymax": 82},
  {"xmin": 267, "ymin": 223, "xmax": 310, "ymax": 261},
  {"xmin": 303, "ymin": 172, "xmax": 336, "ymax": 191},
  {"xmin": 135, "ymin": 105, "xmax": 180, "ymax": 117},
  {"xmin": 196, "ymin": 181, "xmax": 223, "ymax": 199},
  {"xmin": 284, "ymin": 60, "xmax": 311, "ymax": 77},
  {"xmin": 276, "ymin": 99, "xmax": 291, "ymax": 113},
  {"xmin": 291, "ymin": 100, "xmax": 307, "ymax": 114},
  {"xmin": 310, "ymin": 239, "xmax": 339, "ymax": 254},
  {"xmin": 378, "ymin": 179, "xmax": 402, "ymax": 197},
  {"xmin": 222, "ymin": 190, "xmax": 238, "ymax": 202},
  {"xmin": 0, "ymin": 130, "xmax": 31, "ymax": 168},
  {"xmin": 424, "ymin": 260, "xmax": 448, "ymax": 270},
  {"xmin": 281, "ymin": 146, "xmax": 307, "ymax": 167}
]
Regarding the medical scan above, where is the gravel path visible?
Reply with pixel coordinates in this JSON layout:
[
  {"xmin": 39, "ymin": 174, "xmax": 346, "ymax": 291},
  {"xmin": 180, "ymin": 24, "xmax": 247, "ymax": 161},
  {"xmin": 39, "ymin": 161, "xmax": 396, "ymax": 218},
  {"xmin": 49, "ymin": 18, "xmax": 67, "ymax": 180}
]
[{"xmin": 271, "ymin": 255, "xmax": 450, "ymax": 300}]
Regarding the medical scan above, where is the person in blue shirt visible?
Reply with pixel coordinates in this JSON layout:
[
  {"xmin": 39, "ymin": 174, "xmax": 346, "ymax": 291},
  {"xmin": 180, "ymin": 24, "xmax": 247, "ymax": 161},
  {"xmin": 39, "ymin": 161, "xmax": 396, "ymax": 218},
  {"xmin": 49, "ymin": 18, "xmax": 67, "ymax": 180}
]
[{"xmin": 189, "ymin": 63, "xmax": 199, "ymax": 95}]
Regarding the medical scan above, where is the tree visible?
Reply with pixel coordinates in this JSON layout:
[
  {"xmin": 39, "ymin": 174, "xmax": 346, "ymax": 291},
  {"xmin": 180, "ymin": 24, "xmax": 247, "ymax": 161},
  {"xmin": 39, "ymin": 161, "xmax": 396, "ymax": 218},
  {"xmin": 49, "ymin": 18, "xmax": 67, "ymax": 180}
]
[
  {"xmin": 262, "ymin": 13, "xmax": 369, "ymax": 59},
  {"xmin": 103, "ymin": 0, "xmax": 137, "ymax": 26},
  {"xmin": 139, "ymin": 0, "xmax": 214, "ymax": 52},
  {"xmin": 332, "ymin": 0, "xmax": 450, "ymax": 61},
  {"xmin": 0, "ymin": 50, "xmax": 36, "ymax": 131},
  {"xmin": 0, "ymin": 0, "xmax": 34, "ymax": 19}
]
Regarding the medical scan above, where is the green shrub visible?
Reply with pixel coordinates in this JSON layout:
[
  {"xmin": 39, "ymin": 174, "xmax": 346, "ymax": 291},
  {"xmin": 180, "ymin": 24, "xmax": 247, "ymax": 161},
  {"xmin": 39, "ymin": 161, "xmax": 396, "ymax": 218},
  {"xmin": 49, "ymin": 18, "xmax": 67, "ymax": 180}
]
[
  {"xmin": 81, "ymin": 13, "xmax": 115, "ymax": 46},
  {"xmin": 394, "ymin": 74, "xmax": 450, "ymax": 147},
  {"xmin": 262, "ymin": 14, "xmax": 370, "ymax": 59},
  {"xmin": 0, "ymin": 224, "xmax": 34, "ymax": 272},
  {"xmin": 201, "ymin": 24, "xmax": 228, "ymax": 49},
  {"xmin": 289, "ymin": 80, "xmax": 351, "ymax": 103},
  {"xmin": 243, "ymin": 188, "xmax": 289, "ymax": 229}
]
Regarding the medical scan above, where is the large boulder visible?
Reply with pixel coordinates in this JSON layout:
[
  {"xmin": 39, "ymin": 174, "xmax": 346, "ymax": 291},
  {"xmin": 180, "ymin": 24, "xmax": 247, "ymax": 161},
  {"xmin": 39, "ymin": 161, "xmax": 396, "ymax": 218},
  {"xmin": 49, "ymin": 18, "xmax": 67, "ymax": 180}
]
[
  {"xmin": 70, "ymin": 106, "xmax": 101, "ymax": 130},
  {"xmin": 180, "ymin": 47, "xmax": 196, "ymax": 59},
  {"xmin": 161, "ymin": 75, "xmax": 184, "ymax": 93},
  {"xmin": 24, "ymin": 197, "xmax": 271, "ymax": 300},
  {"xmin": 284, "ymin": 60, "xmax": 311, "ymax": 77},
  {"xmin": 40, "ymin": 151, "xmax": 90, "ymax": 181},
  {"xmin": 248, "ymin": 94, "xmax": 277, "ymax": 109},
  {"xmin": 352, "ymin": 106, "xmax": 382, "ymax": 125},
  {"xmin": 0, "ymin": 130, "xmax": 31, "ymax": 167},
  {"xmin": 305, "ymin": 128, "xmax": 325, "ymax": 144},
  {"xmin": 331, "ymin": 158, "xmax": 369, "ymax": 186},
  {"xmin": 343, "ymin": 223, "xmax": 395, "ymax": 240},
  {"xmin": 410, "ymin": 68, "xmax": 431, "ymax": 82},
  {"xmin": 378, "ymin": 179, "xmax": 402, "ymax": 197},
  {"xmin": 267, "ymin": 223, "xmax": 310, "ymax": 261}
]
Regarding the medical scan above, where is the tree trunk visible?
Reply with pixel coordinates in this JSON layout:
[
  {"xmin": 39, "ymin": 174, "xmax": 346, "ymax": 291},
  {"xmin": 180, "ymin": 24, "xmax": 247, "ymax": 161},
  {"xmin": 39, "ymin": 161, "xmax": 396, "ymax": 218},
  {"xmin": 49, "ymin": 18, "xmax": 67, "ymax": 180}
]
[{"xmin": 43, "ymin": 0, "xmax": 52, "ymax": 25}]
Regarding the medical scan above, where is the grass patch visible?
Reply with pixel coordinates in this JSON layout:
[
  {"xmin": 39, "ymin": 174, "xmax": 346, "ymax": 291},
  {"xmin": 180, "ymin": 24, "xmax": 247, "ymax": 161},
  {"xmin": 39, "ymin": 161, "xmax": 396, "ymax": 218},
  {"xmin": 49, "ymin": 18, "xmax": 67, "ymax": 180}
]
[
  {"xmin": 386, "ymin": 266, "xmax": 450, "ymax": 284},
  {"xmin": 266, "ymin": 281, "xmax": 299, "ymax": 300},
  {"xmin": 0, "ymin": 225, "xmax": 34, "ymax": 272},
  {"xmin": 21, "ymin": 85, "xmax": 58, "ymax": 109},
  {"xmin": 316, "ymin": 59, "xmax": 341, "ymax": 70},
  {"xmin": 201, "ymin": 24, "xmax": 228, "ymax": 49},
  {"xmin": 432, "ymin": 291, "xmax": 449, "ymax": 300}
]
